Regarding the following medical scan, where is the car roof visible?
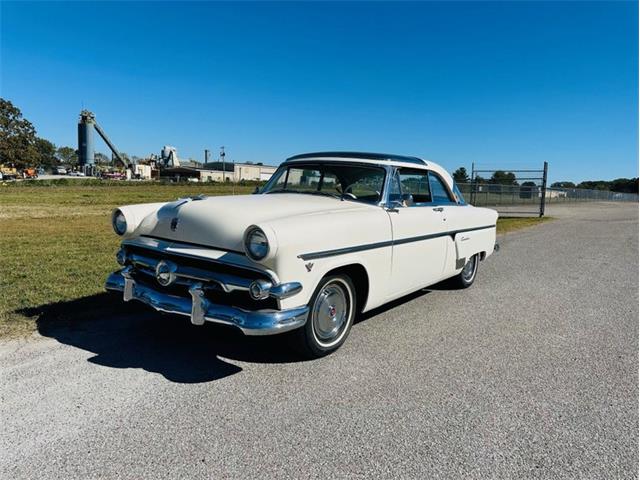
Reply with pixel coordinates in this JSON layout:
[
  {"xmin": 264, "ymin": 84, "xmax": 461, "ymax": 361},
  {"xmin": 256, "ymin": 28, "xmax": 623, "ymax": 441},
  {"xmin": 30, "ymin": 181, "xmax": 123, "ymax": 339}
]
[
  {"xmin": 285, "ymin": 151, "xmax": 428, "ymax": 168},
  {"xmin": 283, "ymin": 151, "xmax": 455, "ymax": 187}
]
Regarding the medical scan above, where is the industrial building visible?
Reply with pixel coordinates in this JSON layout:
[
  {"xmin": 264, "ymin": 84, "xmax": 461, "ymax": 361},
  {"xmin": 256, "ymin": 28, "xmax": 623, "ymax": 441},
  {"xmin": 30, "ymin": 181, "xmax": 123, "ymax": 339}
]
[
  {"xmin": 160, "ymin": 163, "xmax": 277, "ymax": 183},
  {"xmin": 77, "ymin": 110, "xmax": 277, "ymax": 182}
]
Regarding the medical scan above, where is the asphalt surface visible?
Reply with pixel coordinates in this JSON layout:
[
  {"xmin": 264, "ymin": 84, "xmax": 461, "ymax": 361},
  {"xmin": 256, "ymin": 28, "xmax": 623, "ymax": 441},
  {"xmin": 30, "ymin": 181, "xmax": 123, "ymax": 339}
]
[{"xmin": 1, "ymin": 202, "xmax": 637, "ymax": 479}]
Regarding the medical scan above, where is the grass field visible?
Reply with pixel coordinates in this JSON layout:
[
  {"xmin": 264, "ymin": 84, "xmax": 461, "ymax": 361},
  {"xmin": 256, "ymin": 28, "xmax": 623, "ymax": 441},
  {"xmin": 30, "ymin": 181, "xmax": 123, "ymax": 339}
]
[{"xmin": 0, "ymin": 182, "xmax": 551, "ymax": 337}]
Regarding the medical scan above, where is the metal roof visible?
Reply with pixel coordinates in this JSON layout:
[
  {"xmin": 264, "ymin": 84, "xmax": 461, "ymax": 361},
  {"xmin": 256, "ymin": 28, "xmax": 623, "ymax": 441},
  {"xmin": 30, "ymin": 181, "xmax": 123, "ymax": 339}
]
[{"xmin": 285, "ymin": 151, "xmax": 427, "ymax": 166}]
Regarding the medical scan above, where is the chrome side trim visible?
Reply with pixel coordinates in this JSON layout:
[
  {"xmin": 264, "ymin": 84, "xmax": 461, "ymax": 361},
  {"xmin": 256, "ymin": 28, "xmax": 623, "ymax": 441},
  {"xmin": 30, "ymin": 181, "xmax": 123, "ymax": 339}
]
[
  {"xmin": 105, "ymin": 271, "xmax": 308, "ymax": 336},
  {"xmin": 298, "ymin": 225, "xmax": 496, "ymax": 261}
]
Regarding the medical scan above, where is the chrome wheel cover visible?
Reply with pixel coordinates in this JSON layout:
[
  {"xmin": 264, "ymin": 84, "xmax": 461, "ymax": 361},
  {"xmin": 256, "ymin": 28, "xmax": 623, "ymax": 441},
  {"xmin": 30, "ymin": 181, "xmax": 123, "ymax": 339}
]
[
  {"xmin": 461, "ymin": 255, "xmax": 478, "ymax": 283},
  {"xmin": 311, "ymin": 280, "xmax": 352, "ymax": 347}
]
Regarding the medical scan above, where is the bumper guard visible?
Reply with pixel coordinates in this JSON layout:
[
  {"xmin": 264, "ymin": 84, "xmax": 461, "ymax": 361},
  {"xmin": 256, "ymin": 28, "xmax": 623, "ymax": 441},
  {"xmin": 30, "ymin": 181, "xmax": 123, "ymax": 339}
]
[{"xmin": 106, "ymin": 270, "xmax": 308, "ymax": 335}]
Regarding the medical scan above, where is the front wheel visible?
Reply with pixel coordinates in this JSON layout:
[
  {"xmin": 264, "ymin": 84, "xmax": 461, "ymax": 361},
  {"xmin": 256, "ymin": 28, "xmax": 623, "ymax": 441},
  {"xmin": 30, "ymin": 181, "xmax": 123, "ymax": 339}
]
[
  {"xmin": 291, "ymin": 275, "xmax": 356, "ymax": 358},
  {"xmin": 452, "ymin": 254, "xmax": 479, "ymax": 288}
]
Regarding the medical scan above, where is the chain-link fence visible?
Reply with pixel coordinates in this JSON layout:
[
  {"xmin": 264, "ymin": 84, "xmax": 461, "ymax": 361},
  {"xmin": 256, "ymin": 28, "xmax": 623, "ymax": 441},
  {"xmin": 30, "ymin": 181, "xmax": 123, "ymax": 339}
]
[
  {"xmin": 462, "ymin": 161, "xmax": 638, "ymax": 217},
  {"xmin": 457, "ymin": 182, "xmax": 638, "ymax": 217}
]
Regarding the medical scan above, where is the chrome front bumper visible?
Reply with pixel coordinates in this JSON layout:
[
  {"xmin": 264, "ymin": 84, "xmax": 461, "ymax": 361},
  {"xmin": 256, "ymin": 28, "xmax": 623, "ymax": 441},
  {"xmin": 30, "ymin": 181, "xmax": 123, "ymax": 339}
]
[{"xmin": 105, "ymin": 270, "xmax": 308, "ymax": 336}]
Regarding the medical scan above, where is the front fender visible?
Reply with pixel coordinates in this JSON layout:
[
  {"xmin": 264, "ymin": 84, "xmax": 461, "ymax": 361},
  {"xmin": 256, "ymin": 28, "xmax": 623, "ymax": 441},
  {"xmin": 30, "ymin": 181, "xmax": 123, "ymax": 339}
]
[{"xmin": 265, "ymin": 207, "xmax": 393, "ymax": 311}]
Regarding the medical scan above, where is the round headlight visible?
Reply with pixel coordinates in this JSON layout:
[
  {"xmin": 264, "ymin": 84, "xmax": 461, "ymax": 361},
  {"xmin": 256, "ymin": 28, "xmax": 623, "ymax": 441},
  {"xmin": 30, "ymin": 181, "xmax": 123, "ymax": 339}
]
[
  {"xmin": 244, "ymin": 227, "xmax": 269, "ymax": 260},
  {"xmin": 112, "ymin": 209, "xmax": 127, "ymax": 236}
]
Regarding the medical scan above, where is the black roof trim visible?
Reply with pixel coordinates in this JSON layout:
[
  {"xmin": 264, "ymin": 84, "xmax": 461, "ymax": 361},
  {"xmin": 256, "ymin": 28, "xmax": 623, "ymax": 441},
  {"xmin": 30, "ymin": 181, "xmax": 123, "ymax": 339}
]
[{"xmin": 285, "ymin": 151, "xmax": 427, "ymax": 166}]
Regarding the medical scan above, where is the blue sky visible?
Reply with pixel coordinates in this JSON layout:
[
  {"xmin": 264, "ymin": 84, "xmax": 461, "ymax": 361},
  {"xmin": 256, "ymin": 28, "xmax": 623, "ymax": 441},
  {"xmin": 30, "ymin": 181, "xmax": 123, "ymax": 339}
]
[{"xmin": 1, "ymin": 1, "xmax": 637, "ymax": 183}]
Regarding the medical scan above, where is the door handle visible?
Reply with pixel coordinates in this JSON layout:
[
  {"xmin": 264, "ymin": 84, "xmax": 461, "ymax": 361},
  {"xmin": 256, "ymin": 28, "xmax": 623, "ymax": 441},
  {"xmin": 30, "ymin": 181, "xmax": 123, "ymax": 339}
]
[{"xmin": 432, "ymin": 207, "xmax": 444, "ymax": 212}]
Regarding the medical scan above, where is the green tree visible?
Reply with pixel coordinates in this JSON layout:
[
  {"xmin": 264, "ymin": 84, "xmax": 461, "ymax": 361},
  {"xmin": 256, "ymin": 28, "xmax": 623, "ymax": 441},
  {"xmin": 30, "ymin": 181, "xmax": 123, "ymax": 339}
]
[
  {"xmin": 490, "ymin": 171, "xmax": 518, "ymax": 186},
  {"xmin": 577, "ymin": 180, "xmax": 609, "ymax": 191},
  {"xmin": 95, "ymin": 152, "xmax": 110, "ymax": 164},
  {"xmin": 551, "ymin": 181, "xmax": 576, "ymax": 188},
  {"xmin": 35, "ymin": 137, "xmax": 57, "ymax": 168},
  {"xmin": 519, "ymin": 181, "xmax": 537, "ymax": 199},
  {"xmin": 452, "ymin": 167, "xmax": 469, "ymax": 183},
  {"xmin": 56, "ymin": 146, "xmax": 78, "ymax": 166},
  {"xmin": 473, "ymin": 175, "xmax": 487, "ymax": 184},
  {"xmin": 0, "ymin": 98, "xmax": 39, "ymax": 167},
  {"xmin": 610, "ymin": 178, "xmax": 639, "ymax": 194}
]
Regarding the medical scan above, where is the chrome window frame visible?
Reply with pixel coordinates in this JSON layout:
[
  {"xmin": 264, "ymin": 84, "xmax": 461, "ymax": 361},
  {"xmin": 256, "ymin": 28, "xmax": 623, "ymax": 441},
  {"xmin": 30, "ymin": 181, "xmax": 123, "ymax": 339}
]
[{"xmin": 382, "ymin": 167, "xmax": 463, "ymax": 208}]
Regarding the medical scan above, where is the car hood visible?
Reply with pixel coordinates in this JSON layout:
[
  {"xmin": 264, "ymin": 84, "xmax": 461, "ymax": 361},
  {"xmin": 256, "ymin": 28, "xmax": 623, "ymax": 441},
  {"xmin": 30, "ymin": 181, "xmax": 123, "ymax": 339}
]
[{"xmin": 134, "ymin": 193, "xmax": 371, "ymax": 252}]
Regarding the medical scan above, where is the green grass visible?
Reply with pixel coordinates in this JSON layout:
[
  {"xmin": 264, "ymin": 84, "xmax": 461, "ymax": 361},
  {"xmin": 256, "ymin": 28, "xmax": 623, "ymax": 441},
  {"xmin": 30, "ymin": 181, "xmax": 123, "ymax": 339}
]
[
  {"xmin": 496, "ymin": 216, "xmax": 554, "ymax": 234},
  {"xmin": 0, "ymin": 183, "xmax": 552, "ymax": 337},
  {"xmin": 0, "ymin": 183, "xmax": 254, "ymax": 337}
]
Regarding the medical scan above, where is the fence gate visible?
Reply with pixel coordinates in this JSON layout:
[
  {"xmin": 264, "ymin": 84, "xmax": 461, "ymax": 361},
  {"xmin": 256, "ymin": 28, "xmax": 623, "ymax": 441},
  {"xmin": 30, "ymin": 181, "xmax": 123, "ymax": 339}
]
[{"xmin": 465, "ymin": 162, "xmax": 549, "ymax": 217}]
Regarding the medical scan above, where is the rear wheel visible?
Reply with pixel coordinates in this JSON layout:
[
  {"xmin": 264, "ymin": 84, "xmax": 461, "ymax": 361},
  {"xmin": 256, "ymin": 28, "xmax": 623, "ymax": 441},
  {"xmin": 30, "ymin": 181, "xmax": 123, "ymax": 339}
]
[
  {"xmin": 292, "ymin": 275, "xmax": 356, "ymax": 358},
  {"xmin": 453, "ymin": 254, "xmax": 479, "ymax": 288}
]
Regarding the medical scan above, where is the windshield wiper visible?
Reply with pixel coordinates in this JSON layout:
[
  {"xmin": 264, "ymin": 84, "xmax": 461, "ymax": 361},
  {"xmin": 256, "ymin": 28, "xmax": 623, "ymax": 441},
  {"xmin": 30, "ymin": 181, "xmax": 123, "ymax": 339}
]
[{"xmin": 307, "ymin": 191, "xmax": 342, "ymax": 200}]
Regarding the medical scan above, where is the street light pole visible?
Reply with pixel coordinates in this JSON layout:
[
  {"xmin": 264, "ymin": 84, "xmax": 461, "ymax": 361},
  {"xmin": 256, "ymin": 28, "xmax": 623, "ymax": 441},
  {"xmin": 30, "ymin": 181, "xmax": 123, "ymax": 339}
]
[{"xmin": 220, "ymin": 146, "xmax": 225, "ymax": 184}]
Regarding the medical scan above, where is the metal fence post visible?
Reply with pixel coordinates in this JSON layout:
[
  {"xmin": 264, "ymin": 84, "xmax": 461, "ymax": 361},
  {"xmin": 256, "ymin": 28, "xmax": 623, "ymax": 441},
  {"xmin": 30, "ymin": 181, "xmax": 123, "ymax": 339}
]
[
  {"xmin": 470, "ymin": 162, "xmax": 476, "ymax": 205},
  {"xmin": 540, "ymin": 161, "xmax": 548, "ymax": 217}
]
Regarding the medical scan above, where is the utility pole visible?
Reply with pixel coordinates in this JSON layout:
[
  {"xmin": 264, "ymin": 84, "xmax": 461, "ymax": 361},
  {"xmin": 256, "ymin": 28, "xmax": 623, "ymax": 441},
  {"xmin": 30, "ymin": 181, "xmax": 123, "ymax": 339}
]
[{"xmin": 220, "ymin": 146, "xmax": 225, "ymax": 183}]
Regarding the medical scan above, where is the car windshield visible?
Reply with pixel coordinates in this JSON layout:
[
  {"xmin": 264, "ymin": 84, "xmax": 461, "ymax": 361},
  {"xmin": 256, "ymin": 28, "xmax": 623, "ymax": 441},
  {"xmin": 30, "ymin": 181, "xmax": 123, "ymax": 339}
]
[{"xmin": 263, "ymin": 163, "xmax": 386, "ymax": 204}]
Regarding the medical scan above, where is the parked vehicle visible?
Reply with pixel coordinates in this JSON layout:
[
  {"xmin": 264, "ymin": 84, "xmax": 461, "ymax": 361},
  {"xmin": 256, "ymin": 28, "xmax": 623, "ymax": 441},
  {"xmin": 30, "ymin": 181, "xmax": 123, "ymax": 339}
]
[
  {"xmin": 68, "ymin": 171, "xmax": 85, "ymax": 177},
  {"xmin": 106, "ymin": 152, "xmax": 498, "ymax": 357},
  {"xmin": 101, "ymin": 172, "xmax": 125, "ymax": 180},
  {"xmin": 22, "ymin": 168, "xmax": 38, "ymax": 179},
  {"xmin": 0, "ymin": 165, "xmax": 18, "ymax": 180},
  {"xmin": 55, "ymin": 167, "xmax": 68, "ymax": 175}
]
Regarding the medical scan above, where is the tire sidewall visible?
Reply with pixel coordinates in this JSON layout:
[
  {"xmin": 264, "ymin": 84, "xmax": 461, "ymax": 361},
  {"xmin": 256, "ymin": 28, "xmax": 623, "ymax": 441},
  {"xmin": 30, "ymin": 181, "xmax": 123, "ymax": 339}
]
[{"xmin": 460, "ymin": 254, "xmax": 479, "ymax": 287}]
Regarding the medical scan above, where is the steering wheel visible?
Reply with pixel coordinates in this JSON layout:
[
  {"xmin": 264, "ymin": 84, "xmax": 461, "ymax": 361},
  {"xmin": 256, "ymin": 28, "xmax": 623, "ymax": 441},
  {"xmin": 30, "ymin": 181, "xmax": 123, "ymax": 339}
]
[{"xmin": 336, "ymin": 185, "xmax": 358, "ymax": 200}]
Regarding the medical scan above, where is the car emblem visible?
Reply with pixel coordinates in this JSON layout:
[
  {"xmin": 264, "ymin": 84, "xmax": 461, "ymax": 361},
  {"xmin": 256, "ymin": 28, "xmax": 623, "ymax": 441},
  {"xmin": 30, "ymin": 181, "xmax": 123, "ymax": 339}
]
[
  {"xmin": 170, "ymin": 217, "xmax": 179, "ymax": 231},
  {"xmin": 305, "ymin": 262, "xmax": 314, "ymax": 272}
]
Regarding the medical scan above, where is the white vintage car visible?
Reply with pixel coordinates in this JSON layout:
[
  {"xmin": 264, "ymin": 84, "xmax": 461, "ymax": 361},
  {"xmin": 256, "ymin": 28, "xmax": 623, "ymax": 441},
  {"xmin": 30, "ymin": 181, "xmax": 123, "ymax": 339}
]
[{"xmin": 106, "ymin": 152, "xmax": 498, "ymax": 357}]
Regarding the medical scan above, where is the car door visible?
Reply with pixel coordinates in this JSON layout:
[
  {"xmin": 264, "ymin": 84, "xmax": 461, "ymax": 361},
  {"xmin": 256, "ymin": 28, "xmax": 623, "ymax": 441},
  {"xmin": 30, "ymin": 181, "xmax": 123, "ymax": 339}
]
[{"xmin": 386, "ymin": 167, "xmax": 449, "ymax": 297}]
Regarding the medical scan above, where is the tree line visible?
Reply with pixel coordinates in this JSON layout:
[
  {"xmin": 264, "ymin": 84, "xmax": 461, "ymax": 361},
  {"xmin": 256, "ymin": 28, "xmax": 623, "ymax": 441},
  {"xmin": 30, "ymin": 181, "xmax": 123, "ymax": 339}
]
[{"xmin": 452, "ymin": 167, "xmax": 638, "ymax": 194}]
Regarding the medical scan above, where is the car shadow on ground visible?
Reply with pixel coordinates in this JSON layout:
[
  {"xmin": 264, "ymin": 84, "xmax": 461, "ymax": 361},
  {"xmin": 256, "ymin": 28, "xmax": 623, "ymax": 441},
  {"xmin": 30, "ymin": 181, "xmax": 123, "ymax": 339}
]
[
  {"xmin": 20, "ymin": 280, "xmax": 457, "ymax": 384},
  {"xmin": 20, "ymin": 293, "xmax": 302, "ymax": 384}
]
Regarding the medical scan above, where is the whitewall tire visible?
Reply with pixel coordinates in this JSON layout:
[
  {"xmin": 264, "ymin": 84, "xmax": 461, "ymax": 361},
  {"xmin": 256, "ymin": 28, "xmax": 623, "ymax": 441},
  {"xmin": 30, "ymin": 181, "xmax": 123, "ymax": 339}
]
[{"xmin": 292, "ymin": 274, "xmax": 356, "ymax": 358}]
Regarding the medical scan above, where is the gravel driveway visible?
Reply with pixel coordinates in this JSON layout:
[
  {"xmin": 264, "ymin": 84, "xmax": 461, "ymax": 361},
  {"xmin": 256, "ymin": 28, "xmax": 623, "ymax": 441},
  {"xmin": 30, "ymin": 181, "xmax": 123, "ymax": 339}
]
[{"xmin": 1, "ymin": 202, "xmax": 637, "ymax": 479}]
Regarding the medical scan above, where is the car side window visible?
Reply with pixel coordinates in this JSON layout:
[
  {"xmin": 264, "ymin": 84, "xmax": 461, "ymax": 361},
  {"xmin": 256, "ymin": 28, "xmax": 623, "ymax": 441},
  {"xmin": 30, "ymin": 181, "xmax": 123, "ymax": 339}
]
[
  {"xmin": 428, "ymin": 172, "xmax": 455, "ymax": 204},
  {"xmin": 397, "ymin": 168, "xmax": 431, "ymax": 205}
]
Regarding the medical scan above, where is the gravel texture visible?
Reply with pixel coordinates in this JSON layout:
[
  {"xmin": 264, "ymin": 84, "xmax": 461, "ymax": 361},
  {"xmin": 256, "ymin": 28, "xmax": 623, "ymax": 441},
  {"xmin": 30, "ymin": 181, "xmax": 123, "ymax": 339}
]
[{"xmin": 1, "ymin": 202, "xmax": 637, "ymax": 479}]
